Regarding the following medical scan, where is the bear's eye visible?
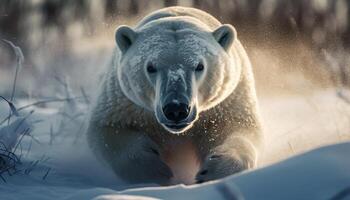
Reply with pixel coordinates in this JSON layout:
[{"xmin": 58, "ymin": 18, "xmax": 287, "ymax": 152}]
[
  {"xmin": 195, "ymin": 63, "xmax": 204, "ymax": 72},
  {"xmin": 147, "ymin": 64, "xmax": 157, "ymax": 73}
]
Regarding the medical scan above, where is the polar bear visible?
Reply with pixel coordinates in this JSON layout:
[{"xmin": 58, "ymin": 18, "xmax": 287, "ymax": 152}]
[{"xmin": 87, "ymin": 6, "xmax": 263, "ymax": 185}]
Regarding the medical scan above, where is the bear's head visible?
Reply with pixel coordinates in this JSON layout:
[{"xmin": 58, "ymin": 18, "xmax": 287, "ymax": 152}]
[{"xmin": 115, "ymin": 19, "xmax": 241, "ymax": 133}]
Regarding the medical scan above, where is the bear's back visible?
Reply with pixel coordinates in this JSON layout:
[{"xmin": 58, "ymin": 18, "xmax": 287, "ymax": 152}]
[{"xmin": 136, "ymin": 6, "xmax": 222, "ymax": 30}]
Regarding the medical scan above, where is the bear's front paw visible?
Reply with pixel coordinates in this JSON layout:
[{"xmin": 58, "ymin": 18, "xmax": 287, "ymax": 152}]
[
  {"xmin": 141, "ymin": 146, "xmax": 174, "ymax": 178},
  {"xmin": 129, "ymin": 141, "xmax": 174, "ymax": 184},
  {"xmin": 195, "ymin": 154, "xmax": 247, "ymax": 183}
]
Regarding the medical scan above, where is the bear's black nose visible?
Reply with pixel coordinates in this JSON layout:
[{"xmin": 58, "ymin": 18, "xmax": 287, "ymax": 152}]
[{"xmin": 163, "ymin": 102, "xmax": 190, "ymax": 122}]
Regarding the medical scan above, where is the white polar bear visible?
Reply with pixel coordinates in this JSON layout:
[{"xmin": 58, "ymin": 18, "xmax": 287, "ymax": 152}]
[{"xmin": 87, "ymin": 6, "xmax": 263, "ymax": 185}]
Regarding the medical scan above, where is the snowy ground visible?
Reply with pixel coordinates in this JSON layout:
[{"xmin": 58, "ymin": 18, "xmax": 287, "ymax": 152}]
[
  {"xmin": 0, "ymin": 87, "xmax": 349, "ymax": 199},
  {"xmin": 260, "ymin": 89, "xmax": 350, "ymax": 165}
]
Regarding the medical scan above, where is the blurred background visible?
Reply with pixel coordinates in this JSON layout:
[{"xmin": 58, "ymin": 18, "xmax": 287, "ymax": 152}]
[{"xmin": 0, "ymin": 0, "xmax": 349, "ymax": 164}]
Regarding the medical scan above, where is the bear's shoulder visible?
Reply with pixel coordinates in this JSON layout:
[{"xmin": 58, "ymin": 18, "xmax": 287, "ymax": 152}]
[{"xmin": 136, "ymin": 6, "xmax": 221, "ymax": 30}]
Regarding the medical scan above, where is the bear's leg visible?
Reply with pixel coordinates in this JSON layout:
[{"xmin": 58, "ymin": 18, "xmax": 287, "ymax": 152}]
[
  {"xmin": 88, "ymin": 126, "xmax": 173, "ymax": 185},
  {"xmin": 195, "ymin": 135, "xmax": 257, "ymax": 183}
]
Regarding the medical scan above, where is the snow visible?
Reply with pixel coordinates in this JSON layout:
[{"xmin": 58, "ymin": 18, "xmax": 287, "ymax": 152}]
[
  {"xmin": 49, "ymin": 142, "xmax": 350, "ymax": 200},
  {"xmin": 0, "ymin": 89, "xmax": 349, "ymax": 199},
  {"xmin": 167, "ymin": 68, "xmax": 186, "ymax": 90}
]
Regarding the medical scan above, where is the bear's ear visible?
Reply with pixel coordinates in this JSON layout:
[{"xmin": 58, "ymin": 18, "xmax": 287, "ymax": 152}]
[
  {"xmin": 115, "ymin": 25, "xmax": 137, "ymax": 53},
  {"xmin": 212, "ymin": 24, "xmax": 236, "ymax": 51}
]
